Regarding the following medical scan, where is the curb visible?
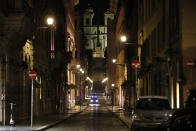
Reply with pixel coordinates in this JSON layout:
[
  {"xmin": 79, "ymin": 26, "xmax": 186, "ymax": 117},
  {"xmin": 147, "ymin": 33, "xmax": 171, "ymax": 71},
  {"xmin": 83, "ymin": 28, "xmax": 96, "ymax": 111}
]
[{"xmin": 106, "ymin": 107, "xmax": 131, "ymax": 129}]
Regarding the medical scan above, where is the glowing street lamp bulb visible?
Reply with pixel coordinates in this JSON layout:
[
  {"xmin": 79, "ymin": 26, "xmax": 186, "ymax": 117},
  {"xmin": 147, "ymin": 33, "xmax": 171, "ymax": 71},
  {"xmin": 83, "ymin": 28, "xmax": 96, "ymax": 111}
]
[
  {"xmin": 112, "ymin": 59, "xmax": 117, "ymax": 63},
  {"xmin": 102, "ymin": 77, "xmax": 108, "ymax": 83},
  {"xmin": 76, "ymin": 64, "xmax": 80, "ymax": 68},
  {"xmin": 121, "ymin": 35, "xmax": 127, "ymax": 42},
  {"xmin": 47, "ymin": 17, "xmax": 54, "ymax": 25}
]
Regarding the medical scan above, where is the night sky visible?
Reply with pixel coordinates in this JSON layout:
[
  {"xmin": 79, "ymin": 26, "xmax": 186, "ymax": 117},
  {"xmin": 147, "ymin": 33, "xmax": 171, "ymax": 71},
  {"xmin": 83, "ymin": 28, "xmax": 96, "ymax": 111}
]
[{"xmin": 78, "ymin": 0, "xmax": 109, "ymax": 25}]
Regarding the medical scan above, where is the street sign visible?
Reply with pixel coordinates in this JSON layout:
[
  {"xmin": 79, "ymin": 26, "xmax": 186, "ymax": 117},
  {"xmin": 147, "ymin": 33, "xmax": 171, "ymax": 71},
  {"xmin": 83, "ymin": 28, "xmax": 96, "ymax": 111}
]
[
  {"xmin": 29, "ymin": 71, "xmax": 36, "ymax": 79},
  {"xmin": 132, "ymin": 60, "xmax": 140, "ymax": 69},
  {"xmin": 186, "ymin": 59, "xmax": 194, "ymax": 68},
  {"xmin": 29, "ymin": 71, "xmax": 36, "ymax": 128}
]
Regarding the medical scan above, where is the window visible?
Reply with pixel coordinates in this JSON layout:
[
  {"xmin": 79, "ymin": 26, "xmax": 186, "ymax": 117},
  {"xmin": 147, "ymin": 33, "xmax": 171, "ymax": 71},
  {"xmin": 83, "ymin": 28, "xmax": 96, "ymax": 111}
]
[
  {"xmin": 25, "ymin": 55, "xmax": 27, "ymax": 62},
  {"xmin": 106, "ymin": 18, "xmax": 110, "ymax": 25},
  {"xmin": 86, "ymin": 18, "xmax": 90, "ymax": 25},
  {"xmin": 152, "ymin": 30, "xmax": 156, "ymax": 56},
  {"xmin": 139, "ymin": 0, "xmax": 143, "ymax": 5},
  {"xmin": 152, "ymin": 0, "xmax": 156, "ymax": 11},
  {"xmin": 6, "ymin": 0, "xmax": 15, "ymax": 10},
  {"xmin": 158, "ymin": 23, "xmax": 161, "ymax": 52},
  {"xmin": 50, "ymin": 30, "xmax": 55, "ymax": 59},
  {"xmin": 75, "ymin": 20, "xmax": 78, "ymax": 29},
  {"xmin": 136, "ymin": 98, "xmax": 171, "ymax": 110},
  {"xmin": 29, "ymin": 56, "xmax": 31, "ymax": 64}
]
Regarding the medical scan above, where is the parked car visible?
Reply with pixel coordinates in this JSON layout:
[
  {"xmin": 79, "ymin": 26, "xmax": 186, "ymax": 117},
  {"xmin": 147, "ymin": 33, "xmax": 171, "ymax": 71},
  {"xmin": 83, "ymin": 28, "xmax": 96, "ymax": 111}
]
[
  {"xmin": 162, "ymin": 89, "xmax": 196, "ymax": 131},
  {"xmin": 131, "ymin": 96, "xmax": 172, "ymax": 131}
]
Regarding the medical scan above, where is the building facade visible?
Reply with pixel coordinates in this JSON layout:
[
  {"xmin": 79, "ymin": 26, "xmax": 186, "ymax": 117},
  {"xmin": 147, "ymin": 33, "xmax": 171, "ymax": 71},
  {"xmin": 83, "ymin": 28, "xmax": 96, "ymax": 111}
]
[
  {"xmin": 82, "ymin": 8, "xmax": 114, "ymax": 58},
  {"xmin": 180, "ymin": 0, "xmax": 196, "ymax": 105},
  {"xmin": 108, "ymin": 0, "xmax": 138, "ymax": 107},
  {"xmin": 0, "ymin": 0, "xmax": 80, "ymax": 125},
  {"xmin": 0, "ymin": 0, "xmax": 35, "ymax": 124},
  {"xmin": 108, "ymin": 0, "xmax": 196, "ymax": 110},
  {"xmin": 137, "ymin": 0, "xmax": 193, "ymax": 109}
]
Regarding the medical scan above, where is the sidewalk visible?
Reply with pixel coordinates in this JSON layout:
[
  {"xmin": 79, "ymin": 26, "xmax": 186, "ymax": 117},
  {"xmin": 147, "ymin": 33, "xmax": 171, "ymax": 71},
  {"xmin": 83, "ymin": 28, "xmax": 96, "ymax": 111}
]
[
  {"xmin": 107, "ymin": 106, "xmax": 132, "ymax": 128},
  {"xmin": 0, "ymin": 106, "xmax": 87, "ymax": 131}
]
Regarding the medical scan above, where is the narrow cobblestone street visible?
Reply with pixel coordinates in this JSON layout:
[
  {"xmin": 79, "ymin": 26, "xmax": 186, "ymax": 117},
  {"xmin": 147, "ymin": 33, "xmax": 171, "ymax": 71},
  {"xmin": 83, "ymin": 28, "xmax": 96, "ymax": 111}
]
[{"xmin": 46, "ymin": 106, "xmax": 130, "ymax": 131}]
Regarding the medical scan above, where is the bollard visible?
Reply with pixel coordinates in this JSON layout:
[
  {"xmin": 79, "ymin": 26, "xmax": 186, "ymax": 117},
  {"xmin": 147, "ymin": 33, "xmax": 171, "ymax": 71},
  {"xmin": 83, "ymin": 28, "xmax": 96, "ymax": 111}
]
[{"xmin": 9, "ymin": 103, "xmax": 16, "ymax": 126}]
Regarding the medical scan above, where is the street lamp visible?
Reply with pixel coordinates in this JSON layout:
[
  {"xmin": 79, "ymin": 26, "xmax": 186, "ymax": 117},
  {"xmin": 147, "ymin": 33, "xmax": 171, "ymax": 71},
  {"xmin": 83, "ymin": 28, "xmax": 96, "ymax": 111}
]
[
  {"xmin": 112, "ymin": 59, "xmax": 117, "ymax": 63},
  {"xmin": 30, "ymin": 16, "xmax": 56, "ymax": 129},
  {"xmin": 36, "ymin": 17, "xmax": 55, "ymax": 29},
  {"xmin": 33, "ymin": 17, "xmax": 55, "ymax": 39},
  {"xmin": 79, "ymin": 68, "xmax": 85, "ymax": 74},
  {"xmin": 86, "ymin": 76, "xmax": 93, "ymax": 99},
  {"xmin": 102, "ymin": 77, "xmax": 108, "ymax": 83},
  {"xmin": 76, "ymin": 64, "xmax": 81, "ymax": 68},
  {"xmin": 47, "ymin": 17, "xmax": 54, "ymax": 25},
  {"xmin": 78, "ymin": 68, "xmax": 85, "ymax": 110},
  {"xmin": 86, "ymin": 76, "xmax": 93, "ymax": 83},
  {"xmin": 111, "ymin": 60, "xmax": 127, "ymax": 108},
  {"xmin": 101, "ymin": 77, "xmax": 108, "ymax": 103},
  {"xmin": 120, "ymin": 35, "xmax": 141, "ymax": 107},
  {"xmin": 120, "ymin": 35, "xmax": 140, "ymax": 46},
  {"xmin": 120, "ymin": 35, "xmax": 127, "ymax": 42},
  {"xmin": 111, "ymin": 59, "xmax": 127, "ymax": 67}
]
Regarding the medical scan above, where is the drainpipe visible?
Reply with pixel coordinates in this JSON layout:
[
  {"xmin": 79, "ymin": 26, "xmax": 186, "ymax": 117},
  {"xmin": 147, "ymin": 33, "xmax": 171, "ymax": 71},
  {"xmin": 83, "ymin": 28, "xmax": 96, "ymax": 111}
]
[{"xmin": 178, "ymin": 0, "xmax": 184, "ymax": 108}]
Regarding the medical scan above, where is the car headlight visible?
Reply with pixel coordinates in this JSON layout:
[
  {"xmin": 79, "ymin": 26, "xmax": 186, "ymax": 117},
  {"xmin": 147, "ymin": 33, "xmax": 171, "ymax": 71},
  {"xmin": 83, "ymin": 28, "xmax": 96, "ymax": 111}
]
[
  {"xmin": 164, "ymin": 113, "xmax": 173, "ymax": 121},
  {"xmin": 168, "ymin": 114, "xmax": 172, "ymax": 117},
  {"xmin": 164, "ymin": 113, "xmax": 172, "ymax": 117},
  {"xmin": 90, "ymin": 100, "xmax": 93, "ymax": 102},
  {"xmin": 132, "ymin": 113, "xmax": 142, "ymax": 121}
]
